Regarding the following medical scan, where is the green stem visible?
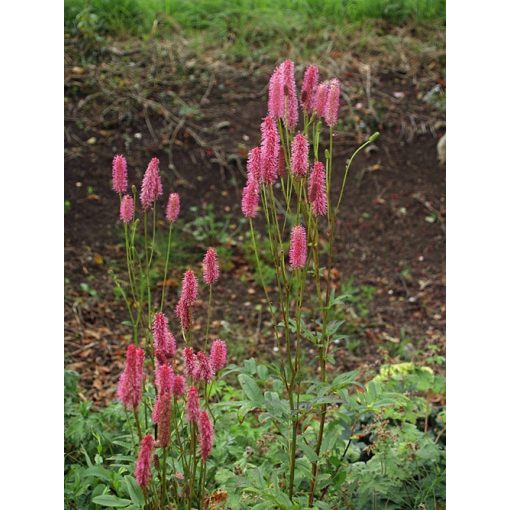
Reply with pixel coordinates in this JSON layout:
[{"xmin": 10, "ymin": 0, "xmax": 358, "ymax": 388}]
[{"xmin": 160, "ymin": 224, "xmax": 173, "ymax": 312}]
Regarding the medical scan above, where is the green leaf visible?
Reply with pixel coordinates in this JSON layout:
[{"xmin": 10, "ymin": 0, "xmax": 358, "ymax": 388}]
[
  {"xmin": 91, "ymin": 495, "xmax": 132, "ymax": 507},
  {"xmin": 238, "ymin": 374, "xmax": 264, "ymax": 405},
  {"xmin": 124, "ymin": 475, "xmax": 144, "ymax": 507}
]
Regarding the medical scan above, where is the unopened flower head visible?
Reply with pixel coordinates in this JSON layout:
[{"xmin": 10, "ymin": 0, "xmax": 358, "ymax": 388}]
[
  {"xmin": 210, "ymin": 339, "xmax": 227, "ymax": 373},
  {"xmin": 117, "ymin": 344, "xmax": 145, "ymax": 410},
  {"xmin": 166, "ymin": 192, "xmax": 180, "ymax": 223},
  {"xmin": 241, "ymin": 179, "xmax": 259, "ymax": 219},
  {"xmin": 289, "ymin": 225, "xmax": 307, "ymax": 269},
  {"xmin": 268, "ymin": 66, "xmax": 284, "ymax": 120},
  {"xmin": 308, "ymin": 161, "xmax": 327, "ymax": 216},
  {"xmin": 199, "ymin": 410, "xmax": 214, "ymax": 461},
  {"xmin": 152, "ymin": 312, "xmax": 177, "ymax": 360},
  {"xmin": 202, "ymin": 248, "xmax": 220, "ymax": 285},
  {"xmin": 281, "ymin": 60, "xmax": 299, "ymax": 130},
  {"xmin": 314, "ymin": 81, "xmax": 330, "ymax": 119},
  {"xmin": 120, "ymin": 195, "xmax": 134, "ymax": 224},
  {"xmin": 324, "ymin": 78, "xmax": 340, "ymax": 128},
  {"xmin": 260, "ymin": 116, "xmax": 280, "ymax": 185},
  {"xmin": 247, "ymin": 146, "xmax": 262, "ymax": 184},
  {"xmin": 290, "ymin": 133, "xmax": 309, "ymax": 177},
  {"xmin": 186, "ymin": 385, "xmax": 200, "ymax": 423},
  {"xmin": 112, "ymin": 154, "xmax": 128, "ymax": 194},
  {"xmin": 140, "ymin": 157, "xmax": 163, "ymax": 210},
  {"xmin": 135, "ymin": 435, "xmax": 154, "ymax": 488},
  {"xmin": 194, "ymin": 351, "xmax": 214, "ymax": 382},
  {"xmin": 301, "ymin": 64, "xmax": 319, "ymax": 113}
]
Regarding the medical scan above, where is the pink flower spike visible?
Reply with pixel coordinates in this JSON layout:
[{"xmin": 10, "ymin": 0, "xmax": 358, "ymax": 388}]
[
  {"xmin": 175, "ymin": 299, "xmax": 191, "ymax": 331},
  {"xmin": 172, "ymin": 375, "xmax": 186, "ymax": 397},
  {"xmin": 241, "ymin": 180, "xmax": 259, "ymax": 219},
  {"xmin": 120, "ymin": 195, "xmax": 134, "ymax": 224},
  {"xmin": 290, "ymin": 133, "xmax": 309, "ymax": 177},
  {"xmin": 324, "ymin": 78, "xmax": 340, "ymax": 128},
  {"xmin": 140, "ymin": 157, "xmax": 163, "ymax": 210},
  {"xmin": 314, "ymin": 82, "xmax": 330, "ymax": 119},
  {"xmin": 155, "ymin": 392, "xmax": 172, "ymax": 448},
  {"xmin": 289, "ymin": 225, "xmax": 307, "ymax": 269},
  {"xmin": 117, "ymin": 344, "xmax": 145, "ymax": 410},
  {"xmin": 112, "ymin": 154, "xmax": 128, "ymax": 194},
  {"xmin": 301, "ymin": 65, "xmax": 319, "ymax": 114},
  {"xmin": 152, "ymin": 312, "xmax": 177, "ymax": 360},
  {"xmin": 308, "ymin": 161, "xmax": 328, "ymax": 216},
  {"xmin": 166, "ymin": 192, "xmax": 180, "ymax": 223},
  {"xmin": 260, "ymin": 116, "xmax": 280, "ymax": 185},
  {"xmin": 183, "ymin": 347, "xmax": 197, "ymax": 379},
  {"xmin": 194, "ymin": 352, "xmax": 214, "ymax": 382},
  {"xmin": 198, "ymin": 410, "xmax": 214, "ymax": 462},
  {"xmin": 155, "ymin": 363, "xmax": 174, "ymax": 394},
  {"xmin": 202, "ymin": 248, "xmax": 220, "ymax": 286},
  {"xmin": 268, "ymin": 65, "xmax": 284, "ymax": 120},
  {"xmin": 281, "ymin": 60, "xmax": 299, "ymax": 131},
  {"xmin": 210, "ymin": 339, "xmax": 227, "ymax": 373},
  {"xmin": 135, "ymin": 435, "xmax": 154, "ymax": 488},
  {"xmin": 180, "ymin": 270, "xmax": 198, "ymax": 306},
  {"xmin": 186, "ymin": 386, "xmax": 200, "ymax": 423},
  {"xmin": 247, "ymin": 147, "xmax": 262, "ymax": 184}
]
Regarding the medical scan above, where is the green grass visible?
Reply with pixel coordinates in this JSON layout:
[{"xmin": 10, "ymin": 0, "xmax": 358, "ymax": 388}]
[{"xmin": 65, "ymin": 0, "xmax": 446, "ymax": 40}]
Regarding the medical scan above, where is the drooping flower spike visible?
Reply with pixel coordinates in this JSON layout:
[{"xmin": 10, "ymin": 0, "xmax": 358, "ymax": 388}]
[
  {"xmin": 120, "ymin": 194, "xmax": 134, "ymax": 224},
  {"xmin": 290, "ymin": 133, "xmax": 309, "ymax": 177},
  {"xmin": 202, "ymin": 248, "xmax": 220, "ymax": 286},
  {"xmin": 175, "ymin": 300, "xmax": 191, "ymax": 331},
  {"xmin": 198, "ymin": 410, "xmax": 214, "ymax": 461},
  {"xmin": 308, "ymin": 161, "xmax": 328, "ymax": 216},
  {"xmin": 140, "ymin": 157, "xmax": 163, "ymax": 210},
  {"xmin": 112, "ymin": 154, "xmax": 128, "ymax": 194},
  {"xmin": 117, "ymin": 344, "xmax": 145, "ymax": 410},
  {"xmin": 289, "ymin": 225, "xmax": 307, "ymax": 269},
  {"xmin": 135, "ymin": 435, "xmax": 154, "ymax": 488},
  {"xmin": 166, "ymin": 192, "xmax": 180, "ymax": 223},
  {"xmin": 210, "ymin": 339, "xmax": 227, "ymax": 373},
  {"xmin": 152, "ymin": 312, "xmax": 177, "ymax": 361},
  {"xmin": 301, "ymin": 64, "xmax": 319, "ymax": 114},
  {"xmin": 241, "ymin": 179, "xmax": 259, "ymax": 219}
]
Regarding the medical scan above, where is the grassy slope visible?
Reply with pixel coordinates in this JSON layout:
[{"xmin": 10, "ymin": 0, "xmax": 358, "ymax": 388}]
[{"xmin": 65, "ymin": 0, "xmax": 446, "ymax": 38}]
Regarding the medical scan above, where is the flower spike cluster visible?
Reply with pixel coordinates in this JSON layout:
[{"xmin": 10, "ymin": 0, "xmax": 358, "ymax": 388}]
[
  {"xmin": 289, "ymin": 225, "xmax": 307, "ymax": 269},
  {"xmin": 308, "ymin": 162, "xmax": 328, "ymax": 216},
  {"xmin": 135, "ymin": 435, "xmax": 154, "ymax": 488},
  {"xmin": 203, "ymin": 248, "xmax": 220, "ymax": 285},
  {"xmin": 140, "ymin": 157, "xmax": 163, "ymax": 210},
  {"xmin": 166, "ymin": 192, "xmax": 180, "ymax": 223},
  {"xmin": 120, "ymin": 194, "xmax": 134, "ymax": 224}
]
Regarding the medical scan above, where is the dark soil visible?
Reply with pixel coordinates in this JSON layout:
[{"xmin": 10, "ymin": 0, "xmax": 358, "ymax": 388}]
[{"xmin": 64, "ymin": 32, "xmax": 445, "ymax": 403}]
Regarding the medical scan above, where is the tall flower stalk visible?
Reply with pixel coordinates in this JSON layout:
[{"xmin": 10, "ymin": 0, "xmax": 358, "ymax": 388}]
[{"xmin": 241, "ymin": 61, "xmax": 379, "ymax": 502}]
